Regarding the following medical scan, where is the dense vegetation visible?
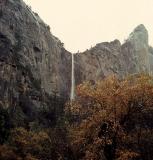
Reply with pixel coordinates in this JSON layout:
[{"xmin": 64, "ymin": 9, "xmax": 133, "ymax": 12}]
[
  {"xmin": 66, "ymin": 74, "xmax": 153, "ymax": 160},
  {"xmin": 1, "ymin": 74, "xmax": 153, "ymax": 160}
]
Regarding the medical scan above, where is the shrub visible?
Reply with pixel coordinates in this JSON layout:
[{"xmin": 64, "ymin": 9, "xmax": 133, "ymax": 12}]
[
  {"xmin": 0, "ymin": 106, "xmax": 10, "ymax": 144},
  {"xmin": 0, "ymin": 145, "xmax": 21, "ymax": 160},
  {"xmin": 3, "ymin": 127, "xmax": 71, "ymax": 160}
]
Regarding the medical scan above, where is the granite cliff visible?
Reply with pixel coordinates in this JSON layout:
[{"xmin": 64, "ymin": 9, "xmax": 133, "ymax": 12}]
[
  {"xmin": 0, "ymin": 0, "xmax": 71, "ymax": 98},
  {"xmin": 0, "ymin": 0, "xmax": 153, "ymax": 120},
  {"xmin": 0, "ymin": 0, "xmax": 71, "ymax": 127},
  {"xmin": 75, "ymin": 24, "xmax": 152, "ymax": 85}
]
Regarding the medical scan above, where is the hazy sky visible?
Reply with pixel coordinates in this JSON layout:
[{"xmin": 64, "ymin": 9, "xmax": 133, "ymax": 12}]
[{"xmin": 24, "ymin": 0, "xmax": 153, "ymax": 52}]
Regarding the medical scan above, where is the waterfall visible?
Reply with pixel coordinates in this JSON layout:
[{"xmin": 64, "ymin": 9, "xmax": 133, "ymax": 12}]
[{"xmin": 70, "ymin": 53, "xmax": 75, "ymax": 100}]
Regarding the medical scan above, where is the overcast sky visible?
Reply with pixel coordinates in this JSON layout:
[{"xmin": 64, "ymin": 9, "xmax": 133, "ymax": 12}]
[{"xmin": 24, "ymin": 0, "xmax": 153, "ymax": 52}]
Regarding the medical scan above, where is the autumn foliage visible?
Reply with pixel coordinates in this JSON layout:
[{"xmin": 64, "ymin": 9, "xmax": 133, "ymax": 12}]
[
  {"xmin": 1, "ymin": 74, "xmax": 153, "ymax": 160},
  {"xmin": 66, "ymin": 74, "xmax": 153, "ymax": 160},
  {"xmin": 0, "ymin": 127, "xmax": 70, "ymax": 160}
]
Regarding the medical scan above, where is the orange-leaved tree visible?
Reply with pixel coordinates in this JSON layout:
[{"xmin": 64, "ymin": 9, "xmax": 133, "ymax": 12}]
[{"xmin": 65, "ymin": 74, "xmax": 153, "ymax": 160}]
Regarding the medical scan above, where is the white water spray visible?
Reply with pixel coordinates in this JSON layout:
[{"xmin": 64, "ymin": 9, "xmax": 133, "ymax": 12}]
[{"xmin": 70, "ymin": 53, "xmax": 75, "ymax": 100}]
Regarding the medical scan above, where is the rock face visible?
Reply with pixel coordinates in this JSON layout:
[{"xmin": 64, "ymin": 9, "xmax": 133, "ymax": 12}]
[
  {"xmin": 74, "ymin": 24, "xmax": 151, "ymax": 85},
  {"xmin": 0, "ymin": 0, "xmax": 71, "ymax": 127},
  {"xmin": 126, "ymin": 24, "xmax": 149, "ymax": 73},
  {"xmin": 0, "ymin": 0, "xmax": 153, "ymax": 121},
  {"xmin": 149, "ymin": 46, "xmax": 153, "ymax": 75},
  {"xmin": 0, "ymin": 0, "xmax": 72, "ymax": 98}
]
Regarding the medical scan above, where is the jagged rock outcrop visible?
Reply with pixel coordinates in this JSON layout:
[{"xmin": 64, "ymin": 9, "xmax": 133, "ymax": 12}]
[
  {"xmin": 149, "ymin": 46, "xmax": 153, "ymax": 74},
  {"xmin": 75, "ymin": 24, "xmax": 151, "ymax": 85},
  {"xmin": 126, "ymin": 24, "xmax": 149, "ymax": 73}
]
